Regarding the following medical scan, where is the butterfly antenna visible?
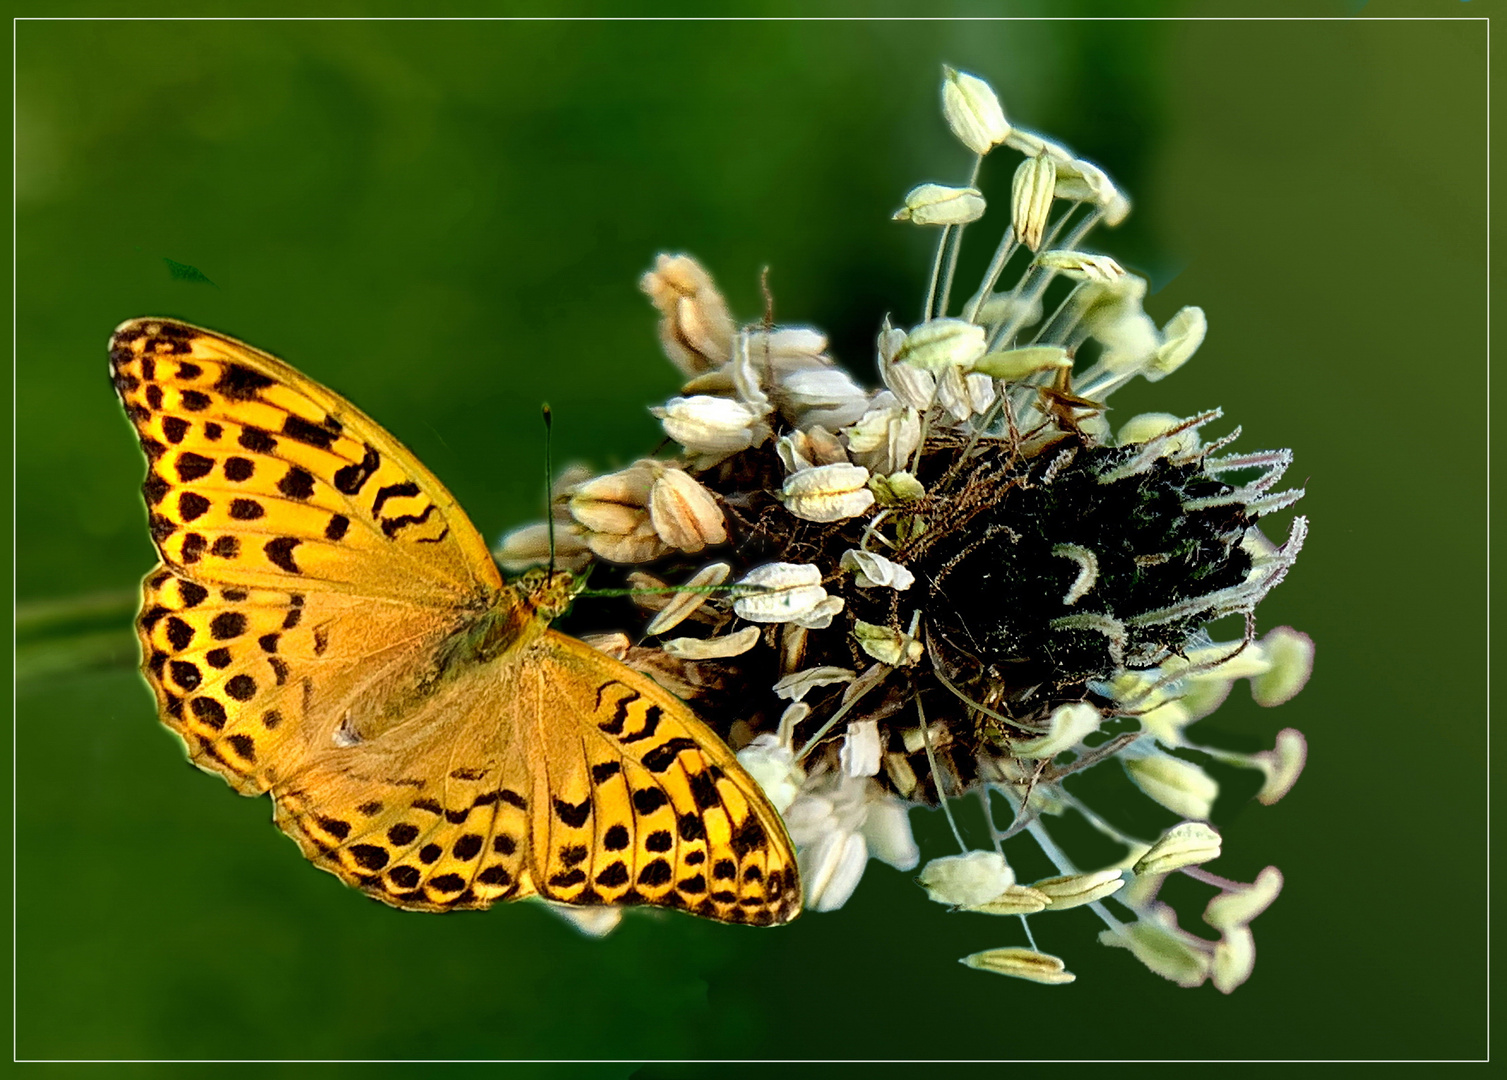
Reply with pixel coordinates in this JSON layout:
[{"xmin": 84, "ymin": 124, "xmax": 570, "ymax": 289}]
[{"xmin": 542, "ymin": 404, "xmax": 556, "ymax": 577}]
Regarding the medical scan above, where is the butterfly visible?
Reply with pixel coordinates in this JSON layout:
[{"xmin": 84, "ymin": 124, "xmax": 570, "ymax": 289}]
[{"xmin": 108, "ymin": 317, "xmax": 801, "ymax": 926}]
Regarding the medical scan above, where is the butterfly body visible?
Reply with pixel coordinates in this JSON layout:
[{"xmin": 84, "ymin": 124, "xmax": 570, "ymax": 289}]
[{"xmin": 110, "ymin": 318, "xmax": 800, "ymax": 925}]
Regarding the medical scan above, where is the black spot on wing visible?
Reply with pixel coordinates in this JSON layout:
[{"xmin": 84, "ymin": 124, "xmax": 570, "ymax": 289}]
[
  {"xmin": 372, "ymin": 481, "xmax": 420, "ymax": 517},
  {"xmin": 641, "ymin": 737, "xmax": 700, "ymax": 773},
  {"xmin": 334, "ymin": 443, "xmax": 380, "ymax": 495},
  {"xmin": 380, "ymin": 503, "xmax": 436, "ymax": 539},
  {"xmin": 553, "ymin": 797, "xmax": 591, "ymax": 828},
  {"xmin": 215, "ymin": 363, "xmax": 276, "ymax": 400},
  {"xmin": 280, "ymin": 413, "xmax": 339, "ymax": 450},
  {"xmin": 265, "ymin": 537, "xmax": 302, "ymax": 574}
]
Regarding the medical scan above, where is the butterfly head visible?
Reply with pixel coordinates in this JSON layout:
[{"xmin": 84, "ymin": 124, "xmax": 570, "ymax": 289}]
[{"xmin": 515, "ymin": 566, "xmax": 583, "ymax": 623}]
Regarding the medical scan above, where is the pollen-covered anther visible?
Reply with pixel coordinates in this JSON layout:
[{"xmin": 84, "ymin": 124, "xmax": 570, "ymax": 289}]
[
  {"xmin": 1011, "ymin": 702, "xmax": 1102, "ymax": 760},
  {"xmin": 661, "ymin": 625, "xmax": 760, "ymax": 660},
  {"xmin": 781, "ymin": 462, "xmax": 875, "ymax": 523},
  {"xmin": 1011, "ymin": 154, "xmax": 1057, "ymax": 251},
  {"xmin": 641, "ymin": 253, "xmax": 735, "ymax": 377},
  {"xmin": 917, "ymin": 850, "xmax": 1015, "ymax": 907},
  {"xmin": 1203, "ymin": 866, "xmax": 1284, "ymax": 932},
  {"xmin": 733, "ymin": 562, "xmax": 844, "ymax": 628},
  {"xmin": 493, "ymin": 520, "xmax": 591, "ymax": 573},
  {"xmin": 895, "ymin": 318, "xmax": 988, "ymax": 371},
  {"xmin": 1036, "ymin": 249, "xmax": 1126, "ymax": 285},
  {"xmin": 936, "ymin": 365, "xmax": 995, "ymax": 423},
  {"xmin": 893, "ymin": 183, "xmax": 986, "ymax": 226},
  {"xmin": 1146, "ymin": 305, "xmax": 1208, "ymax": 382},
  {"xmin": 776, "ymin": 425, "xmax": 848, "ymax": 474},
  {"xmin": 852, "ymin": 620, "xmax": 923, "ymax": 667},
  {"xmin": 941, "ymin": 66, "xmax": 1011, "ymax": 155},
  {"xmin": 1133, "ymin": 821, "xmax": 1223, "ymax": 876},
  {"xmin": 961, "ymin": 884, "xmax": 1051, "ymax": 916},
  {"xmin": 642, "ymin": 562, "xmax": 730, "ymax": 635},
  {"xmin": 970, "ymin": 344, "xmax": 1071, "ymax": 382},
  {"xmin": 1211, "ymin": 926, "xmax": 1256, "ymax": 995},
  {"xmin": 646, "ymin": 464, "xmax": 727, "ymax": 552},
  {"xmin": 1251, "ymin": 626, "xmax": 1315, "ymax": 707},
  {"xmin": 1253, "ymin": 728, "xmax": 1308, "ymax": 805},
  {"xmin": 960, "ymin": 948, "xmax": 1076, "ymax": 986},
  {"xmin": 652, "ymin": 395, "xmax": 772, "ymax": 458},
  {"xmin": 1097, "ymin": 920, "xmax": 1212, "ymax": 989},
  {"xmin": 1030, "ymin": 869, "xmax": 1126, "ymax": 911},
  {"xmin": 842, "ymin": 404, "xmax": 920, "ymax": 475},
  {"xmin": 1124, "ymin": 752, "xmax": 1219, "ymax": 821},
  {"xmin": 839, "ymin": 549, "xmax": 915, "ymax": 591}
]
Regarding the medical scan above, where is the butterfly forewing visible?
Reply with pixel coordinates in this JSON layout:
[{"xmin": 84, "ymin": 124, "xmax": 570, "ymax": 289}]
[{"xmin": 109, "ymin": 318, "xmax": 501, "ymax": 601}]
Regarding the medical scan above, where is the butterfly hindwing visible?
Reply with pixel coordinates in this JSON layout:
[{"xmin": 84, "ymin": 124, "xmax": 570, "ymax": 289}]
[{"xmin": 531, "ymin": 634, "xmax": 801, "ymax": 926}]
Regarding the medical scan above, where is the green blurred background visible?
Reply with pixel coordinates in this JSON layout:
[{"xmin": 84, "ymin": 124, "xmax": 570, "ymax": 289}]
[{"xmin": 15, "ymin": 10, "xmax": 1488, "ymax": 1064}]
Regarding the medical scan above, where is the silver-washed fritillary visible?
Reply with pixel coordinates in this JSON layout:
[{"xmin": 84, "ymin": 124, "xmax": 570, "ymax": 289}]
[{"xmin": 109, "ymin": 317, "xmax": 801, "ymax": 925}]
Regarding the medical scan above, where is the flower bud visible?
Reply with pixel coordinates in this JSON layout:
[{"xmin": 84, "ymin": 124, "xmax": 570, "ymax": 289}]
[
  {"xmin": 893, "ymin": 183, "xmax": 987, "ymax": 226},
  {"xmin": 800, "ymin": 828, "xmax": 870, "ymax": 914},
  {"xmin": 852, "ymin": 619, "xmax": 924, "ymax": 667},
  {"xmin": 941, "ymin": 66, "xmax": 1011, "ymax": 155},
  {"xmin": 547, "ymin": 902, "xmax": 623, "ymax": 939},
  {"xmin": 1133, "ymin": 821, "xmax": 1222, "ymax": 876},
  {"xmin": 1251, "ymin": 626, "xmax": 1315, "ymax": 707},
  {"xmin": 1030, "ymin": 869, "xmax": 1126, "ymax": 911},
  {"xmin": 1117, "ymin": 411, "xmax": 1202, "ymax": 455},
  {"xmin": 782, "ymin": 462, "xmax": 876, "ymax": 523},
  {"xmin": 1124, "ymin": 751, "xmax": 1219, "ymax": 821},
  {"xmin": 1011, "ymin": 702, "xmax": 1102, "ymax": 760},
  {"xmin": 839, "ymin": 549, "xmax": 915, "ymax": 591},
  {"xmin": 861, "ymin": 795, "xmax": 920, "ymax": 871},
  {"xmin": 640, "ymin": 254, "xmax": 735, "ymax": 377},
  {"xmin": 869, "ymin": 470, "xmax": 925, "ymax": 504},
  {"xmin": 647, "ymin": 465, "xmax": 727, "ymax": 552},
  {"xmin": 1011, "ymin": 154, "xmax": 1057, "ymax": 251},
  {"xmin": 917, "ymin": 850, "xmax": 1015, "ymax": 907},
  {"xmin": 960, "ymin": 948, "xmax": 1075, "ymax": 986},
  {"xmin": 895, "ymin": 318, "xmax": 988, "ymax": 371},
  {"xmin": 1146, "ymin": 305, "xmax": 1208, "ymax": 382}
]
